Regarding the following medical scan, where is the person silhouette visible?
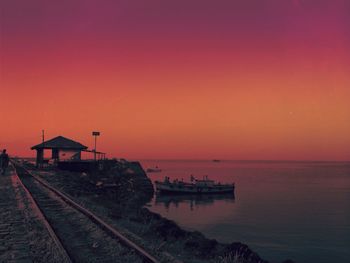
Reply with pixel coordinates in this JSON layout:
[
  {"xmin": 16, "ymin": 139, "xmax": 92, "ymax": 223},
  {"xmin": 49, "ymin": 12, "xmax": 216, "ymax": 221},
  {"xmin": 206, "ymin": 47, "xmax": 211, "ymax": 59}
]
[{"xmin": 0, "ymin": 149, "xmax": 9, "ymax": 175}]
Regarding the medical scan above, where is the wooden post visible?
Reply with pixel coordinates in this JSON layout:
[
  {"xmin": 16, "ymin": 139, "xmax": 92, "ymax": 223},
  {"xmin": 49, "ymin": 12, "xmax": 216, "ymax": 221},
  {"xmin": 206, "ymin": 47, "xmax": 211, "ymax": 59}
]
[{"xmin": 36, "ymin": 149, "xmax": 44, "ymax": 168}]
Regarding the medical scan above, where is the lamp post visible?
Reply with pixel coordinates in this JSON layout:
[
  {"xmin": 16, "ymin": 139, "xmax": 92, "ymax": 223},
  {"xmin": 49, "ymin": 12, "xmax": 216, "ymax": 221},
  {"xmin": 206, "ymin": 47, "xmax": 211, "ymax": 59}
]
[{"xmin": 92, "ymin": 131, "xmax": 100, "ymax": 161}]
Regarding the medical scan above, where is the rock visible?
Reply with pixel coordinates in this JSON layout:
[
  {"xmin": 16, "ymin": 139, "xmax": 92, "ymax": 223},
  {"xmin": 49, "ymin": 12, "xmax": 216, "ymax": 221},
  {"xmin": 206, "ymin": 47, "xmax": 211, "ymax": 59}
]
[
  {"xmin": 153, "ymin": 217, "xmax": 187, "ymax": 239},
  {"xmin": 0, "ymin": 245, "xmax": 7, "ymax": 252},
  {"xmin": 184, "ymin": 233, "xmax": 218, "ymax": 257},
  {"xmin": 222, "ymin": 242, "xmax": 268, "ymax": 263}
]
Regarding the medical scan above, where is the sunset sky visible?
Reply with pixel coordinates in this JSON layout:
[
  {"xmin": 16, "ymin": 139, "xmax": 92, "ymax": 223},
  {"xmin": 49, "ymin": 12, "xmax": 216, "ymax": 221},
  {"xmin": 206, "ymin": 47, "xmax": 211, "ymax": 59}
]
[{"xmin": 1, "ymin": 0, "xmax": 350, "ymax": 160}]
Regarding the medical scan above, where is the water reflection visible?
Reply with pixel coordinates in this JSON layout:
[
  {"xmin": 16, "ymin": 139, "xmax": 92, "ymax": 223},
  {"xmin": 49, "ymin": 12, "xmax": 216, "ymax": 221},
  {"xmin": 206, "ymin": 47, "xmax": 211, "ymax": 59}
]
[
  {"xmin": 145, "ymin": 160, "xmax": 350, "ymax": 263},
  {"xmin": 155, "ymin": 193, "xmax": 235, "ymax": 211}
]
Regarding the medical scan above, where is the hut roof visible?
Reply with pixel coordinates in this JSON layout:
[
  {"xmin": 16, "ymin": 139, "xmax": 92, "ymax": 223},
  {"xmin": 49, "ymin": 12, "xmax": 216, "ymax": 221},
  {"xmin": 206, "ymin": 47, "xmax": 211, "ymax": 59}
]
[{"xmin": 31, "ymin": 136, "xmax": 88, "ymax": 150}]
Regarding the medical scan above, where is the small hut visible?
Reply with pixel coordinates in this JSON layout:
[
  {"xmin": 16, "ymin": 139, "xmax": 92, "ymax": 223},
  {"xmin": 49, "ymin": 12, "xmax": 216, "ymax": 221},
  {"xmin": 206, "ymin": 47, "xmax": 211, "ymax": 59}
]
[{"xmin": 31, "ymin": 136, "xmax": 88, "ymax": 167}]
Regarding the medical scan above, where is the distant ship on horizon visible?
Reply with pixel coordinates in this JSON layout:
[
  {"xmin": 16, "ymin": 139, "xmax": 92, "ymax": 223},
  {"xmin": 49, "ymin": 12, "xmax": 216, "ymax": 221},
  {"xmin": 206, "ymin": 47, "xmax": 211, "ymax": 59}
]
[{"xmin": 146, "ymin": 166, "xmax": 162, "ymax": 173}]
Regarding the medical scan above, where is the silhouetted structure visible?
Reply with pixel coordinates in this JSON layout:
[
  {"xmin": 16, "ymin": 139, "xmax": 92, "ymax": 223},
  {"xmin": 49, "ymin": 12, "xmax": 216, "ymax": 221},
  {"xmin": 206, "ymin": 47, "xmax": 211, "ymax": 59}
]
[{"xmin": 31, "ymin": 136, "xmax": 88, "ymax": 167}]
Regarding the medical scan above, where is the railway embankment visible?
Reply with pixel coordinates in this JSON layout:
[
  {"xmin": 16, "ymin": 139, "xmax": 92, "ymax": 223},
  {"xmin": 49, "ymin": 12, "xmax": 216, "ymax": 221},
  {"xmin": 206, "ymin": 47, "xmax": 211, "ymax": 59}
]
[
  {"xmin": 0, "ymin": 164, "xmax": 67, "ymax": 262},
  {"xmin": 15, "ymin": 158, "xmax": 281, "ymax": 263}
]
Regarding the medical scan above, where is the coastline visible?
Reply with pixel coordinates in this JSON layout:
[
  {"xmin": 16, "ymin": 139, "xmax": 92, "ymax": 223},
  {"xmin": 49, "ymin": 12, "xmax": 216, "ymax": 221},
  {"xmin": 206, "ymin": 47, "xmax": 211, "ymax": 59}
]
[{"xmin": 19, "ymin": 159, "xmax": 293, "ymax": 263}]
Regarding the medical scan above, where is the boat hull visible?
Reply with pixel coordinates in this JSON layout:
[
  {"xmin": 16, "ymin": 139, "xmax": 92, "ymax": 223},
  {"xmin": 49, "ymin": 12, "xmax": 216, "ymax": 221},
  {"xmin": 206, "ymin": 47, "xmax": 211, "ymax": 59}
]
[{"xmin": 155, "ymin": 181, "xmax": 234, "ymax": 194}]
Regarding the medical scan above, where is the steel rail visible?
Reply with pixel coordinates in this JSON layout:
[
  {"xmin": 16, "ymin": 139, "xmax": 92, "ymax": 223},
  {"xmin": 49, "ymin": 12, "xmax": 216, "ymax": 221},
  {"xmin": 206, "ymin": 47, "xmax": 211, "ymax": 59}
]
[
  {"xmin": 14, "ymin": 162, "xmax": 160, "ymax": 263},
  {"xmin": 11, "ymin": 163, "xmax": 72, "ymax": 263}
]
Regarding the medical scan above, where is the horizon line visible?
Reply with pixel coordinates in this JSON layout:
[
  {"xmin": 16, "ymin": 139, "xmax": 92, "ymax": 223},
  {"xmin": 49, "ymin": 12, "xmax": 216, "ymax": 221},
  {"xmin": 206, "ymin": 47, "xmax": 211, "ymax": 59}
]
[{"xmin": 13, "ymin": 156, "xmax": 350, "ymax": 163}]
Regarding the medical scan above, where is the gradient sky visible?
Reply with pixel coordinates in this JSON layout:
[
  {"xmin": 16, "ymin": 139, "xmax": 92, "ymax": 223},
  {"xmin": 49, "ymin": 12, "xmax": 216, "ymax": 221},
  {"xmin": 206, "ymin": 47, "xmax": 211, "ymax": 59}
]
[{"xmin": 1, "ymin": 0, "xmax": 350, "ymax": 160}]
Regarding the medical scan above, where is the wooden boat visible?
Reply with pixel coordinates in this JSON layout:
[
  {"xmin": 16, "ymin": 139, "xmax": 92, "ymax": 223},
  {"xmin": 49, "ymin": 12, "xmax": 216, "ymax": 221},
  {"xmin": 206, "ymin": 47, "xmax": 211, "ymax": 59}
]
[{"xmin": 155, "ymin": 175, "xmax": 234, "ymax": 194}]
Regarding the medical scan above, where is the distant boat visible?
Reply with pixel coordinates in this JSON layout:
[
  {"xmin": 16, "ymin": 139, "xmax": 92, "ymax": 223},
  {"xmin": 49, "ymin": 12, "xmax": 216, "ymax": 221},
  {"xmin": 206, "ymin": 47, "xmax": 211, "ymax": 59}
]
[
  {"xmin": 146, "ymin": 166, "xmax": 162, "ymax": 173},
  {"xmin": 155, "ymin": 175, "xmax": 234, "ymax": 194},
  {"xmin": 212, "ymin": 159, "xmax": 221, "ymax": 162}
]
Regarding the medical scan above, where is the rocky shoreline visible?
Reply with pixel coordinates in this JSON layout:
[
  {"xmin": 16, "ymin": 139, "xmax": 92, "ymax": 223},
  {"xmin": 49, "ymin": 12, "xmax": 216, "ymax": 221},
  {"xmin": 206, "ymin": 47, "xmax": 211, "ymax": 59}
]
[{"xmin": 21, "ymin": 159, "xmax": 294, "ymax": 263}]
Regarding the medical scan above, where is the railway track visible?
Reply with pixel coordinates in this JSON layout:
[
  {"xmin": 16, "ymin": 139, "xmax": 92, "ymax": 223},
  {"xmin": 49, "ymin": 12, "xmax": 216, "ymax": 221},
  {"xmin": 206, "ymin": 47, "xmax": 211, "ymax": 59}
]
[{"xmin": 13, "ymin": 163, "xmax": 160, "ymax": 263}]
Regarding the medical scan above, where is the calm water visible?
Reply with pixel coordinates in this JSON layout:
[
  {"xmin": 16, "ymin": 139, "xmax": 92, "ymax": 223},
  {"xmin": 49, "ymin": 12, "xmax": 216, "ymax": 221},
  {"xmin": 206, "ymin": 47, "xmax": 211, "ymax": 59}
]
[{"xmin": 141, "ymin": 160, "xmax": 350, "ymax": 263}]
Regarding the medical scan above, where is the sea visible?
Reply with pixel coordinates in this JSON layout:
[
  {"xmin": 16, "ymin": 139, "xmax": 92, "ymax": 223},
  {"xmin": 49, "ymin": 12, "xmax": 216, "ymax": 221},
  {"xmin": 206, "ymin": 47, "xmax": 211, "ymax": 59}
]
[{"xmin": 141, "ymin": 160, "xmax": 350, "ymax": 263}]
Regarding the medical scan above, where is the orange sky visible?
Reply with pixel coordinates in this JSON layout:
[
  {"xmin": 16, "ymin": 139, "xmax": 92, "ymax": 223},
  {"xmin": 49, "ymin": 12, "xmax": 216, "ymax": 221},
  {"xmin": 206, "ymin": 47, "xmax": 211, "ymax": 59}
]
[{"xmin": 1, "ymin": 0, "xmax": 350, "ymax": 160}]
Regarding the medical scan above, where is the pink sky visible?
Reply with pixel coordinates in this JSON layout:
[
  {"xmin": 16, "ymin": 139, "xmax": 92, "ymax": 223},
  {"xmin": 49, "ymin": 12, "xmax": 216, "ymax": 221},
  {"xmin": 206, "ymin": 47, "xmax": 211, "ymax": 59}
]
[{"xmin": 1, "ymin": 0, "xmax": 350, "ymax": 160}]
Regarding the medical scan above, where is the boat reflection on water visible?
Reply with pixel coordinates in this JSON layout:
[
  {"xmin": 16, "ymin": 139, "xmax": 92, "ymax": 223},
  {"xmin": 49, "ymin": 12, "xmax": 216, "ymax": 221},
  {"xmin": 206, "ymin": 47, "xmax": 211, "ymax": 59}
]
[{"xmin": 155, "ymin": 192, "xmax": 235, "ymax": 211}]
